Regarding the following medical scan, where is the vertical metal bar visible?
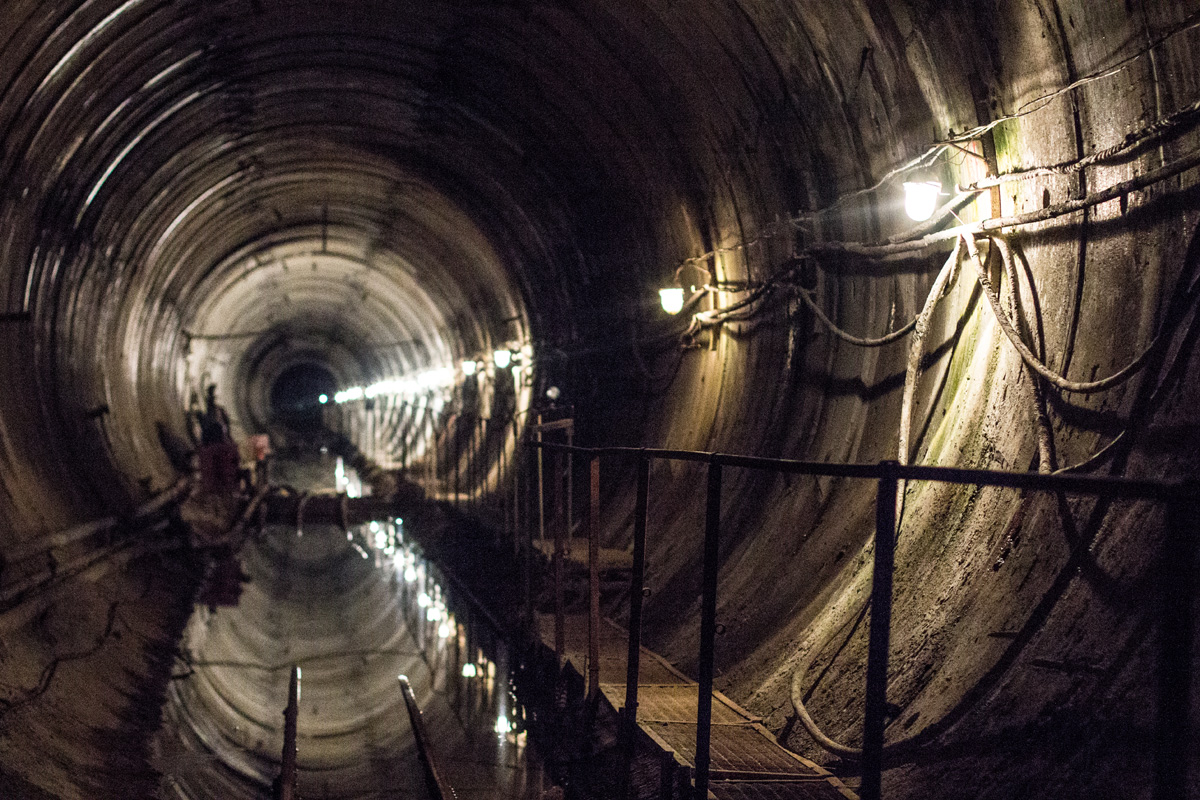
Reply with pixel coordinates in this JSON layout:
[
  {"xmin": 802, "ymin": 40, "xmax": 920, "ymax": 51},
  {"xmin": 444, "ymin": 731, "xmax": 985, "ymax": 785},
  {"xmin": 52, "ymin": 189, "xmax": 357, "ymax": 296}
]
[
  {"xmin": 399, "ymin": 675, "xmax": 454, "ymax": 800},
  {"xmin": 567, "ymin": 424, "xmax": 575, "ymax": 540},
  {"xmin": 862, "ymin": 460, "xmax": 899, "ymax": 800},
  {"xmin": 554, "ymin": 450, "xmax": 566, "ymax": 668},
  {"xmin": 588, "ymin": 455, "xmax": 601, "ymax": 698},
  {"xmin": 279, "ymin": 665, "xmax": 300, "ymax": 800},
  {"xmin": 512, "ymin": 416, "xmax": 520, "ymax": 555},
  {"xmin": 467, "ymin": 416, "xmax": 476, "ymax": 506},
  {"xmin": 1154, "ymin": 494, "xmax": 1196, "ymax": 800},
  {"xmin": 537, "ymin": 413, "xmax": 545, "ymax": 544},
  {"xmin": 622, "ymin": 455, "xmax": 650, "ymax": 800},
  {"xmin": 453, "ymin": 413, "xmax": 461, "ymax": 506},
  {"xmin": 523, "ymin": 446, "xmax": 534, "ymax": 634},
  {"xmin": 694, "ymin": 460, "xmax": 722, "ymax": 800}
]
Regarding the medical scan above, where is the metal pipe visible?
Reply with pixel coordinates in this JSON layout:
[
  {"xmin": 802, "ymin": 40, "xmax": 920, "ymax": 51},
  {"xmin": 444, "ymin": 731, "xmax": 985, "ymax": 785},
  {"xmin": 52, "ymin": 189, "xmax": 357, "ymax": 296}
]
[
  {"xmin": 622, "ymin": 455, "xmax": 650, "ymax": 800},
  {"xmin": 398, "ymin": 675, "xmax": 455, "ymax": 800},
  {"xmin": 862, "ymin": 461, "xmax": 899, "ymax": 800},
  {"xmin": 278, "ymin": 666, "xmax": 299, "ymax": 800},
  {"xmin": 694, "ymin": 460, "xmax": 722, "ymax": 800},
  {"xmin": 588, "ymin": 455, "xmax": 601, "ymax": 698}
]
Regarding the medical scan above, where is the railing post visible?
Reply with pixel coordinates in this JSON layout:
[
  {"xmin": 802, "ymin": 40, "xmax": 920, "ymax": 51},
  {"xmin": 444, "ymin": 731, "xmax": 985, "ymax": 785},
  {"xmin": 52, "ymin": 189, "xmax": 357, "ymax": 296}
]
[
  {"xmin": 1155, "ymin": 492, "xmax": 1196, "ymax": 800},
  {"xmin": 862, "ymin": 460, "xmax": 899, "ymax": 800},
  {"xmin": 399, "ymin": 675, "xmax": 453, "ymax": 800},
  {"xmin": 694, "ymin": 459, "xmax": 722, "ymax": 800},
  {"xmin": 278, "ymin": 665, "xmax": 299, "ymax": 800},
  {"xmin": 588, "ymin": 455, "xmax": 601, "ymax": 698},
  {"xmin": 622, "ymin": 455, "xmax": 650, "ymax": 799},
  {"xmin": 554, "ymin": 448, "xmax": 566, "ymax": 668},
  {"xmin": 537, "ymin": 413, "xmax": 546, "ymax": 544}
]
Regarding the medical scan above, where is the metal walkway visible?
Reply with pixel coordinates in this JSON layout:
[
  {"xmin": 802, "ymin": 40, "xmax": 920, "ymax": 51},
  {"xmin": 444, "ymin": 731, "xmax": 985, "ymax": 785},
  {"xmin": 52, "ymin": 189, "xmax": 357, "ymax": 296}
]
[{"xmin": 538, "ymin": 614, "xmax": 858, "ymax": 799}]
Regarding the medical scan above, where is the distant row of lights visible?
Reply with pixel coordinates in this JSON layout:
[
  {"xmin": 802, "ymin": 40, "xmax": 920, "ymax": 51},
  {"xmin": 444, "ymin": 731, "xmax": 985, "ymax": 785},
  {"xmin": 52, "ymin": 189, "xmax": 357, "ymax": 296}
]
[
  {"xmin": 319, "ymin": 346, "xmax": 528, "ymax": 404},
  {"xmin": 659, "ymin": 179, "xmax": 943, "ymax": 313}
]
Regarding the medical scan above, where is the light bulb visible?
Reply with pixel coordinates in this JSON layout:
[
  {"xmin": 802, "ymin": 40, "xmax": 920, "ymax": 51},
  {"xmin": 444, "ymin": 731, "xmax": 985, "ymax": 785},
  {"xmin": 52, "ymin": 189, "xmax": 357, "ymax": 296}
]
[
  {"xmin": 659, "ymin": 287, "xmax": 685, "ymax": 314},
  {"xmin": 903, "ymin": 179, "xmax": 942, "ymax": 222},
  {"xmin": 318, "ymin": 393, "xmax": 328, "ymax": 404},
  {"xmin": 493, "ymin": 349, "xmax": 512, "ymax": 369},
  {"xmin": 461, "ymin": 359, "xmax": 478, "ymax": 376}
]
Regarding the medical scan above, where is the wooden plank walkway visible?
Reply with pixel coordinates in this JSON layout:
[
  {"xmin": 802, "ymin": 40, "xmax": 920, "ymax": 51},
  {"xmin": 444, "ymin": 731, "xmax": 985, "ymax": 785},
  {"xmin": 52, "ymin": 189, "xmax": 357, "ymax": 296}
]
[{"xmin": 537, "ymin": 614, "xmax": 858, "ymax": 799}]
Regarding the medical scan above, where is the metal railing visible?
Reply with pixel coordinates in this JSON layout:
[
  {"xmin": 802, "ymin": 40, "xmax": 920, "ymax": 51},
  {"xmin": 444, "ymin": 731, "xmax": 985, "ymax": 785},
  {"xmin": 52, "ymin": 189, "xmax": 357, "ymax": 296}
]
[
  {"xmin": 398, "ymin": 675, "xmax": 456, "ymax": 800},
  {"xmin": 277, "ymin": 665, "xmax": 300, "ymax": 800},
  {"xmin": 524, "ymin": 441, "xmax": 1195, "ymax": 800}
]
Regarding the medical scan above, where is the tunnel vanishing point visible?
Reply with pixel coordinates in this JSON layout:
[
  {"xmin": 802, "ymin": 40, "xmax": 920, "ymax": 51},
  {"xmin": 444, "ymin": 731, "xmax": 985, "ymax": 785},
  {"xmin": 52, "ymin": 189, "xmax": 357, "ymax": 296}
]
[{"xmin": 0, "ymin": 1, "xmax": 1199, "ymax": 798}]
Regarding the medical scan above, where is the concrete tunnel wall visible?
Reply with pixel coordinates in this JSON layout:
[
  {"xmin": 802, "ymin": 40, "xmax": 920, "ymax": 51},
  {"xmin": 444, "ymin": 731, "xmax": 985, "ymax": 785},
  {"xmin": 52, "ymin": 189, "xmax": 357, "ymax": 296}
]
[{"xmin": 0, "ymin": 1, "xmax": 1198, "ymax": 798}]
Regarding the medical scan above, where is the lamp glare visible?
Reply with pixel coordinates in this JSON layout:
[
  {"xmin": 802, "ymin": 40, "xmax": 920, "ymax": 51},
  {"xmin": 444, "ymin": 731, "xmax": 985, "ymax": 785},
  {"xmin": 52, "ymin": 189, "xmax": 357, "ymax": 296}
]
[
  {"xmin": 493, "ymin": 349, "xmax": 512, "ymax": 369},
  {"xmin": 903, "ymin": 180, "xmax": 941, "ymax": 222},
  {"xmin": 659, "ymin": 287, "xmax": 685, "ymax": 314}
]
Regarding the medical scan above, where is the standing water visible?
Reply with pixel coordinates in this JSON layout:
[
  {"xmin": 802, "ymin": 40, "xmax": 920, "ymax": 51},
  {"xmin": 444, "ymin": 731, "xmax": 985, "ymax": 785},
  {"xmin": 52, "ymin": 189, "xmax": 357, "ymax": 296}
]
[{"xmin": 155, "ymin": 452, "xmax": 551, "ymax": 799}]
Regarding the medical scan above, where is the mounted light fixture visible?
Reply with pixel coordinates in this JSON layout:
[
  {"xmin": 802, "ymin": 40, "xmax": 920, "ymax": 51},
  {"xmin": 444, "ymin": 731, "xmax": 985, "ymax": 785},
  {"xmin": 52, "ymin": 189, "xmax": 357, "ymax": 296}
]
[
  {"xmin": 461, "ymin": 359, "xmax": 478, "ymax": 376},
  {"xmin": 659, "ymin": 287, "xmax": 685, "ymax": 314},
  {"xmin": 903, "ymin": 177, "xmax": 942, "ymax": 222},
  {"xmin": 493, "ymin": 348, "xmax": 512, "ymax": 369}
]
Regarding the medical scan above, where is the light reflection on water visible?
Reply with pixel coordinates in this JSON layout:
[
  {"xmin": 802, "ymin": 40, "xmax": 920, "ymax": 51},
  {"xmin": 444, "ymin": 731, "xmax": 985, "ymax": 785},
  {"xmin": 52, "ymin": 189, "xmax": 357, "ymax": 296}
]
[{"xmin": 353, "ymin": 516, "xmax": 548, "ymax": 799}]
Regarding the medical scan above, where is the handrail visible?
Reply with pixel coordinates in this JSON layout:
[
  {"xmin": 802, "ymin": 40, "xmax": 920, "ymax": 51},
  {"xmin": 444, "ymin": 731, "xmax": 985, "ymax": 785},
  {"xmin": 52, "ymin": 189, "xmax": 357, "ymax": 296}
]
[
  {"xmin": 525, "ymin": 441, "xmax": 1190, "ymax": 500},
  {"xmin": 398, "ymin": 675, "xmax": 456, "ymax": 800},
  {"xmin": 521, "ymin": 439, "xmax": 1195, "ymax": 800}
]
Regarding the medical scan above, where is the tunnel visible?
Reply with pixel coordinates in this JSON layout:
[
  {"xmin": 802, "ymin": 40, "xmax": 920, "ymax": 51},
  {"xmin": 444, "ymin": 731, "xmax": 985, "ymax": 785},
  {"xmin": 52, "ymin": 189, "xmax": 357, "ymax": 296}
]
[{"xmin": 0, "ymin": 1, "xmax": 1198, "ymax": 798}]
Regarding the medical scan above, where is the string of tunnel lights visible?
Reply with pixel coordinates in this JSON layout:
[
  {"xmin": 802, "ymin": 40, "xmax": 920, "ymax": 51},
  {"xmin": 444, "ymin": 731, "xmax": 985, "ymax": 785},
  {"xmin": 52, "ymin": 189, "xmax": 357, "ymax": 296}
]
[
  {"xmin": 657, "ymin": 61, "xmax": 1200, "ymax": 344},
  {"xmin": 320, "ymin": 345, "xmax": 531, "ymax": 405}
]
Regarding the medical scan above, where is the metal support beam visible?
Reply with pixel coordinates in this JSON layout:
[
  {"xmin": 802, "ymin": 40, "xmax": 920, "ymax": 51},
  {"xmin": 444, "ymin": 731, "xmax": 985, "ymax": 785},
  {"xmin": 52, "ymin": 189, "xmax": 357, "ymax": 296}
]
[
  {"xmin": 622, "ymin": 455, "xmax": 650, "ymax": 799},
  {"xmin": 694, "ymin": 460, "xmax": 722, "ymax": 800},
  {"xmin": 862, "ymin": 461, "xmax": 899, "ymax": 800},
  {"xmin": 588, "ymin": 455, "xmax": 601, "ymax": 698}
]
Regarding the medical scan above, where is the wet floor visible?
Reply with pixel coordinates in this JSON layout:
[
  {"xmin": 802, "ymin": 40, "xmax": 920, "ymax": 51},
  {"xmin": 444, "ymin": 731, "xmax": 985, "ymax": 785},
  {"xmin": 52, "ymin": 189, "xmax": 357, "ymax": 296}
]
[{"xmin": 156, "ymin": 453, "xmax": 550, "ymax": 799}]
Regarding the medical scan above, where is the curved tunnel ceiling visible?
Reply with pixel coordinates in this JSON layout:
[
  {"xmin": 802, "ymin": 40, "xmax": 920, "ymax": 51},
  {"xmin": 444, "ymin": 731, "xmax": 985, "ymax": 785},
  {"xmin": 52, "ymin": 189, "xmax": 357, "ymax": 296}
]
[{"xmin": 1, "ymin": 1, "xmax": 1199, "ymax": 799}]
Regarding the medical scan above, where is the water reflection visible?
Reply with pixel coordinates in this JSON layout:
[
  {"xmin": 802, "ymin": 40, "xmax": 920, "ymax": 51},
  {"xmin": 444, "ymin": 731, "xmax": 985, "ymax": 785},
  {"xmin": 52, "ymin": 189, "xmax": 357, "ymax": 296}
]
[
  {"xmin": 343, "ymin": 515, "xmax": 548, "ymax": 799},
  {"xmin": 160, "ymin": 480, "xmax": 549, "ymax": 798}
]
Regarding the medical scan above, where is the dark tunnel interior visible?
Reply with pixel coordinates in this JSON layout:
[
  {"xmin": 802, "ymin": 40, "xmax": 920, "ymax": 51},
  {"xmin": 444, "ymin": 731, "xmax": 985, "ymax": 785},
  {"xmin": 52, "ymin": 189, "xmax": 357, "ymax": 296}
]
[
  {"xmin": 267, "ymin": 363, "xmax": 336, "ymax": 432},
  {"xmin": 0, "ymin": 1, "xmax": 1198, "ymax": 799}
]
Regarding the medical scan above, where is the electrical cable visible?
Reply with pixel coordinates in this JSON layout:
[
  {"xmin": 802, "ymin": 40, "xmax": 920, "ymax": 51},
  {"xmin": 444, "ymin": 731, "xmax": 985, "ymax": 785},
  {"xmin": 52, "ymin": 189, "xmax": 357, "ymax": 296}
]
[
  {"xmin": 897, "ymin": 240, "xmax": 962, "ymax": 468},
  {"xmin": 794, "ymin": 286, "xmax": 919, "ymax": 347},
  {"xmin": 993, "ymin": 236, "xmax": 1055, "ymax": 472},
  {"xmin": 966, "ymin": 235, "xmax": 1163, "ymax": 394}
]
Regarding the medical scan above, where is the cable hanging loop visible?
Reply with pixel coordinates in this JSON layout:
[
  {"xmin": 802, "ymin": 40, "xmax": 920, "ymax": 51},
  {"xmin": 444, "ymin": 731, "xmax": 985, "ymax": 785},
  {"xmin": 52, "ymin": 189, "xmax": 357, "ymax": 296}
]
[{"xmin": 966, "ymin": 235, "xmax": 1161, "ymax": 394}]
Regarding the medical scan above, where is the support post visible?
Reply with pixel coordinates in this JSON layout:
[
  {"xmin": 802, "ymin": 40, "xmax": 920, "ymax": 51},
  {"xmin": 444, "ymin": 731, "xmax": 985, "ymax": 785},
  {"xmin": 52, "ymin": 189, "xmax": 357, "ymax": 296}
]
[
  {"xmin": 622, "ymin": 455, "xmax": 650, "ymax": 799},
  {"xmin": 554, "ymin": 449, "xmax": 566, "ymax": 668},
  {"xmin": 399, "ymin": 675, "xmax": 454, "ymax": 800},
  {"xmin": 1154, "ymin": 492, "xmax": 1196, "ymax": 800},
  {"xmin": 537, "ymin": 413, "xmax": 545, "ymax": 544},
  {"xmin": 588, "ymin": 455, "xmax": 601, "ymax": 698},
  {"xmin": 278, "ymin": 665, "xmax": 299, "ymax": 800},
  {"xmin": 862, "ymin": 460, "xmax": 899, "ymax": 800},
  {"xmin": 694, "ymin": 460, "xmax": 722, "ymax": 800},
  {"xmin": 453, "ymin": 413, "xmax": 461, "ymax": 507}
]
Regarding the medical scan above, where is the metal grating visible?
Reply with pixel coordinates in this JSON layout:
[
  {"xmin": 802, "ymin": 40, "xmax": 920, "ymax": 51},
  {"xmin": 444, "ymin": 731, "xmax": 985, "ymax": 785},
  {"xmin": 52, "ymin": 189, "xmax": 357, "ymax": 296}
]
[
  {"xmin": 707, "ymin": 779, "xmax": 859, "ymax": 800},
  {"xmin": 644, "ymin": 722, "xmax": 828, "ymax": 778},
  {"xmin": 602, "ymin": 684, "xmax": 749, "ymax": 724}
]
